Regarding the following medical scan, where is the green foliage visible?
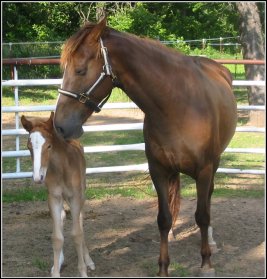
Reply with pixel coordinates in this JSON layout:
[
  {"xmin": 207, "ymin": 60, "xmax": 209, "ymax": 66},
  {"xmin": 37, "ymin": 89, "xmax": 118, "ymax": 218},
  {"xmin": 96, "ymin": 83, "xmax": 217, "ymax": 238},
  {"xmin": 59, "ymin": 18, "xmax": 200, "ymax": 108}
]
[{"xmin": 3, "ymin": 2, "xmax": 241, "ymax": 46}]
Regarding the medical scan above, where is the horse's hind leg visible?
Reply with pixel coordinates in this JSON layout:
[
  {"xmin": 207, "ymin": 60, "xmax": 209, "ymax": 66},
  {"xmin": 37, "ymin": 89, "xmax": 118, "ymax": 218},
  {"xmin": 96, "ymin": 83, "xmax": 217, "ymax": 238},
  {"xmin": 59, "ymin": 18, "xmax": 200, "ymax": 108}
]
[{"xmin": 195, "ymin": 163, "xmax": 216, "ymax": 275}]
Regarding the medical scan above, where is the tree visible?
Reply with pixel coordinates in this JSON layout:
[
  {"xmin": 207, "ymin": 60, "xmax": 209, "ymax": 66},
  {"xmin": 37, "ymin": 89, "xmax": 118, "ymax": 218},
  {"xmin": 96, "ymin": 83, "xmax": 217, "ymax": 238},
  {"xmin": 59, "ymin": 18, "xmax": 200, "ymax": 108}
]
[{"xmin": 236, "ymin": 2, "xmax": 265, "ymax": 106}]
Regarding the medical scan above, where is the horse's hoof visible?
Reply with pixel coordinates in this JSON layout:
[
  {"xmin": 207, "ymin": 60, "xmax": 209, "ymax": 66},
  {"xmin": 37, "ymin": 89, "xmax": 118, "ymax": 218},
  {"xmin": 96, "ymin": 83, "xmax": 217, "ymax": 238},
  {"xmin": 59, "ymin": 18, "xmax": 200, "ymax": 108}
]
[
  {"xmin": 199, "ymin": 266, "xmax": 215, "ymax": 277},
  {"xmin": 157, "ymin": 270, "xmax": 168, "ymax": 277}
]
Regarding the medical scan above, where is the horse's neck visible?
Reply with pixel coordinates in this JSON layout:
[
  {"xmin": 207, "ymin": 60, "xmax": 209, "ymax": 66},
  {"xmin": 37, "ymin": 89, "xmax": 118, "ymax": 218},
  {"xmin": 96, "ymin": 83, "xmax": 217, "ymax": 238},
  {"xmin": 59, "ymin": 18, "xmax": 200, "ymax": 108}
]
[{"xmin": 110, "ymin": 33, "xmax": 180, "ymax": 115}]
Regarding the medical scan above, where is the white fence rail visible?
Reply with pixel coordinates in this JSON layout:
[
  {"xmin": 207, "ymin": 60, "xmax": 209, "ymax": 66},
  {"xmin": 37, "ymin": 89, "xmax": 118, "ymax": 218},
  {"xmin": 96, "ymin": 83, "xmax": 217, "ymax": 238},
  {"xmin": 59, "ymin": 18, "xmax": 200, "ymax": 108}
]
[
  {"xmin": 3, "ymin": 79, "xmax": 266, "ymax": 87},
  {"xmin": 2, "ymin": 77, "xmax": 265, "ymax": 179}
]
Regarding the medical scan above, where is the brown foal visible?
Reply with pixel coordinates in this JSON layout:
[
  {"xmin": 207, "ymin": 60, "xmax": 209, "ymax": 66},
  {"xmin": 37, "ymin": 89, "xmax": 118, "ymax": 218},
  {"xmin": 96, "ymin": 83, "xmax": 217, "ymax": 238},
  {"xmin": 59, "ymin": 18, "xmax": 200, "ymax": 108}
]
[{"xmin": 21, "ymin": 112, "xmax": 95, "ymax": 277}]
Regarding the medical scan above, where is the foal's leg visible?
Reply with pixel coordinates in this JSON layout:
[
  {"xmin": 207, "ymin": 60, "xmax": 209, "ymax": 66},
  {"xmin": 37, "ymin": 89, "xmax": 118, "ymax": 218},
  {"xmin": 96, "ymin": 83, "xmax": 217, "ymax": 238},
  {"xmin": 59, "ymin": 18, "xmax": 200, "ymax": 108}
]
[
  {"xmin": 48, "ymin": 194, "xmax": 65, "ymax": 277},
  {"xmin": 195, "ymin": 163, "xmax": 215, "ymax": 275},
  {"xmin": 79, "ymin": 211, "xmax": 95, "ymax": 271},
  {"xmin": 70, "ymin": 196, "xmax": 89, "ymax": 277}
]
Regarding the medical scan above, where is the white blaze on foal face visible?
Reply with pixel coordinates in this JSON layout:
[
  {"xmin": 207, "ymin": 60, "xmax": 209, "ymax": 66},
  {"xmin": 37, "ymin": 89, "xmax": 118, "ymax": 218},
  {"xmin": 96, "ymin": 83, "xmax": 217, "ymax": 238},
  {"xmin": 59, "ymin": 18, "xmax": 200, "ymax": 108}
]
[{"xmin": 29, "ymin": 131, "xmax": 48, "ymax": 183}]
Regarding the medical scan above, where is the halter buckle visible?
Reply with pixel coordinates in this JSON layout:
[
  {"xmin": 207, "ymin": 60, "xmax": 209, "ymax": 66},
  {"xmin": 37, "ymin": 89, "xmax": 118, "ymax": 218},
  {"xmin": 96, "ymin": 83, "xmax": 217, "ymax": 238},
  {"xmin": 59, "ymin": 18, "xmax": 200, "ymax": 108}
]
[{"xmin": 79, "ymin": 93, "xmax": 89, "ymax": 104}]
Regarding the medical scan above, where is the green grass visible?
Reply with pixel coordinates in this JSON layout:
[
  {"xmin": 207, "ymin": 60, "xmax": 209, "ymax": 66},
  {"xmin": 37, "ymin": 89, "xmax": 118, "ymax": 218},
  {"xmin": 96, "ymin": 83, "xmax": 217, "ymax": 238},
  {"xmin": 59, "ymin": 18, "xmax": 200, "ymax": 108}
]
[
  {"xmin": 32, "ymin": 258, "xmax": 49, "ymax": 271},
  {"xmin": 224, "ymin": 64, "xmax": 245, "ymax": 80},
  {"xmin": 2, "ymin": 186, "xmax": 48, "ymax": 203},
  {"xmin": 2, "ymin": 171, "xmax": 264, "ymax": 203},
  {"xmin": 169, "ymin": 262, "xmax": 190, "ymax": 277}
]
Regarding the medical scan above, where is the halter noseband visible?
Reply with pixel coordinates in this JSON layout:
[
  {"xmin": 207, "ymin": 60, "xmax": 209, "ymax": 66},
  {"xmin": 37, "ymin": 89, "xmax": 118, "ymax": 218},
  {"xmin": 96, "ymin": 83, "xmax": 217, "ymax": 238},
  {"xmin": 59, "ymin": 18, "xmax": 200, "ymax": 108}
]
[{"xmin": 58, "ymin": 38, "xmax": 117, "ymax": 113}]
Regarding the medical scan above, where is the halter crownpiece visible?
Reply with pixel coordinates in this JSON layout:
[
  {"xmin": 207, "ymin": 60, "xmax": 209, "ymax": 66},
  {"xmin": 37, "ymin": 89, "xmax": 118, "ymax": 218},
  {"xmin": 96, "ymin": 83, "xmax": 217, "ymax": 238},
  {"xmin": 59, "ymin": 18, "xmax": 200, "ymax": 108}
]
[{"xmin": 58, "ymin": 38, "xmax": 117, "ymax": 113}]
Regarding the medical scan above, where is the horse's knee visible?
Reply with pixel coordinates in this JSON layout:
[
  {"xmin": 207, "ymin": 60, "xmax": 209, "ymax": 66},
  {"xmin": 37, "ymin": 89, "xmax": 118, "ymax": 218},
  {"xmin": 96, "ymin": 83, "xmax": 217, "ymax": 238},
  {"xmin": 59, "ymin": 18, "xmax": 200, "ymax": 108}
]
[
  {"xmin": 157, "ymin": 209, "xmax": 172, "ymax": 233},
  {"xmin": 195, "ymin": 209, "xmax": 210, "ymax": 227}
]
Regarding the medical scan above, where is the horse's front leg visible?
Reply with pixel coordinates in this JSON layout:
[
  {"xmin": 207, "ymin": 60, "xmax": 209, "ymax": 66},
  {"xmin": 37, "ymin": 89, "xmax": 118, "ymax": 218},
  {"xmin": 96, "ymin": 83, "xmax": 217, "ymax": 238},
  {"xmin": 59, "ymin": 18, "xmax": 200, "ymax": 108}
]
[
  {"xmin": 148, "ymin": 162, "xmax": 175, "ymax": 277},
  {"xmin": 48, "ymin": 194, "xmax": 65, "ymax": 277}
]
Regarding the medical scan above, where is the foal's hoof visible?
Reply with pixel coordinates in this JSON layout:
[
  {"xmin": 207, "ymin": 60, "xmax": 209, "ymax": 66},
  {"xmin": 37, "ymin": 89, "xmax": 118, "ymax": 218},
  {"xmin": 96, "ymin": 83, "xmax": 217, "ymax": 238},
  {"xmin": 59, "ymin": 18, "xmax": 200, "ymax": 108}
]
[
  {"xmin": 87, "ymin": 262, "xmax": 95, "ymax": 271},
  {"xmin": 210, "ymin": 243, "xmax": 219, "ymax": 254},
  {"xmin": 199, "ymin": 266, "xmax": 215, "ymax": 277}
]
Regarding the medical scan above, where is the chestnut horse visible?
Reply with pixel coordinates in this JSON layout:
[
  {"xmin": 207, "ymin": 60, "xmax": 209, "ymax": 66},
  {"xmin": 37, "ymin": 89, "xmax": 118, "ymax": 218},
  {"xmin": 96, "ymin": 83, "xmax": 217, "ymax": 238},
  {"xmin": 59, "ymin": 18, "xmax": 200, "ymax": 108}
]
[
  {"xmin": 54, "ymin": 18, "xmax": 237, "ymax": 276},
  {"xmin": 21, "ymin": 112, "xmax": 95, "ymax": 277}
]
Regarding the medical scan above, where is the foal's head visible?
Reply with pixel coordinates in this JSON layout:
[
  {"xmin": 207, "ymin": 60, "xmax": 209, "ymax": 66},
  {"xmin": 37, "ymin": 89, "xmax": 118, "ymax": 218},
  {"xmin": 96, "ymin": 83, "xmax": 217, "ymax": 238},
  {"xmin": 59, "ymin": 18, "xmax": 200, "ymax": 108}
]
[{"xmin": 21, "ymin": 112, "xmax": 54, "ymax": 183}]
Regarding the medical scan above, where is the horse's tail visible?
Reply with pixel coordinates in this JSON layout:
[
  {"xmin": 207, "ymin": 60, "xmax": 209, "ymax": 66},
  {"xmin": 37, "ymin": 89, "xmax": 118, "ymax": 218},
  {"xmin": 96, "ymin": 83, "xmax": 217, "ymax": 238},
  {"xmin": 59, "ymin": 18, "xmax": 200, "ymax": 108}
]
[{"xmin": 168, "ymin": 173, "xmax": 181, "ymax": 230}]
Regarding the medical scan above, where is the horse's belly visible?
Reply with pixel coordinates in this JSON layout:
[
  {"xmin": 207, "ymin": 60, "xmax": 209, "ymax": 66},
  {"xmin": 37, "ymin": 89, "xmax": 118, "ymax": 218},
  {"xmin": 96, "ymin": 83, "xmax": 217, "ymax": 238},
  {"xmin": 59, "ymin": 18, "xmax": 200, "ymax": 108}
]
[{"xmin": 145, "ymin": 135, "xmax": 202, "ymax": 177}]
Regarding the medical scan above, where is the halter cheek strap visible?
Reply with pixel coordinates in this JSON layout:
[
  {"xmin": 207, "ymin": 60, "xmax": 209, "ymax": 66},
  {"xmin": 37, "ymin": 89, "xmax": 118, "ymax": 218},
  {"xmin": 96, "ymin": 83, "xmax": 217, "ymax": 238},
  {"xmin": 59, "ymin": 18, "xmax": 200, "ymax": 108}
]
[{"xmin": 58, "ymin": 38, "xmax": 117, "ymax": 113}]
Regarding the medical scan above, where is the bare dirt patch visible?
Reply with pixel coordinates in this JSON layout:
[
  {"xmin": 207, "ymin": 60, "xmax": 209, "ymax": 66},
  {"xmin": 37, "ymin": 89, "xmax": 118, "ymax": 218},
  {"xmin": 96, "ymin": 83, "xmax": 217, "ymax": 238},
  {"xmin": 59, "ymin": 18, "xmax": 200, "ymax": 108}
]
[{"xmin": 2, "ymin": 195, "xmax": 265, "ymax": 277}]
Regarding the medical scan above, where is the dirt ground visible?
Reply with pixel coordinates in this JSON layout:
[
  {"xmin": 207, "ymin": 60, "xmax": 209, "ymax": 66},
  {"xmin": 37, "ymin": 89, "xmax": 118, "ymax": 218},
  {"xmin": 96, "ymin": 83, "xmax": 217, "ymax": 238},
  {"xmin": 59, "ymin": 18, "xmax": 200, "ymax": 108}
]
[{"xmin": 2, "ymin": 195, "xmax": 265, "ymax": 277}]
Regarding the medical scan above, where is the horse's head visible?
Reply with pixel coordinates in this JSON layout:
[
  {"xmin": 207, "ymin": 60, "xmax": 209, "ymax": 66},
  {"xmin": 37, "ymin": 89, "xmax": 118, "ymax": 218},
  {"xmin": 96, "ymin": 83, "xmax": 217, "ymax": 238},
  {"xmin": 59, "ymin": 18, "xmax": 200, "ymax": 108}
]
[
  {"xmin": 54, "ymin": 18, "xmax": 115, "ymax": 139},
  {"xmin": 21, "ymin": 112, "xmax": 54, "ymax": 183}
]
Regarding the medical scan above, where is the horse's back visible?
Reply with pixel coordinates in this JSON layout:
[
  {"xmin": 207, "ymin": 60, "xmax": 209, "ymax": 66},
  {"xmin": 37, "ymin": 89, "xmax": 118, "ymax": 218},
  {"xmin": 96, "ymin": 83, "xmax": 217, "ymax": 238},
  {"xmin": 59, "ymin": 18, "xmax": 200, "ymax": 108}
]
[{"xmin": 192, "ymin": 56, "xmax": 232, "ymax": 86}]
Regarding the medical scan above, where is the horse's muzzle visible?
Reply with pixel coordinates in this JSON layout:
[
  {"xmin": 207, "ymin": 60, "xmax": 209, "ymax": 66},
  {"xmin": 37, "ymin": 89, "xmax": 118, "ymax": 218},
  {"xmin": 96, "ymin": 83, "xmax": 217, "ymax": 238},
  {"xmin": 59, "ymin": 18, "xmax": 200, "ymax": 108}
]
[{"xmin": 54, "ymin": 122, "xmax": 84, "ymax": 140}]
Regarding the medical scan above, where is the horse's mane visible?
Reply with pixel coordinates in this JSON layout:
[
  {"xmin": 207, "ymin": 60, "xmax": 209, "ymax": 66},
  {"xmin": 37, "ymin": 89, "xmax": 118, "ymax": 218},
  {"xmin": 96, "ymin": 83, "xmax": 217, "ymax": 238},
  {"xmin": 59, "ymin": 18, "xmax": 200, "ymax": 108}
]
[
  {"xmin": 61, "ymin": 21, "xmax": 183, "ymax": 70},
  {"xmin": 60, "ymin": 22, "xmax": 102, "ymax": 69}
]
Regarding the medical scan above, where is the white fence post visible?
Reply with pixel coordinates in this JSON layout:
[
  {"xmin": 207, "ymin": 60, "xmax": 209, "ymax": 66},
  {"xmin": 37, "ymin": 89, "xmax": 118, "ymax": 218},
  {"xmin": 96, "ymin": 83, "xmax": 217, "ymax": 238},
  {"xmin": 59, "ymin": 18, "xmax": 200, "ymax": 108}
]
[{"xmin": 14, "ymin": 65, "xmax": 21, "ymax": 174}]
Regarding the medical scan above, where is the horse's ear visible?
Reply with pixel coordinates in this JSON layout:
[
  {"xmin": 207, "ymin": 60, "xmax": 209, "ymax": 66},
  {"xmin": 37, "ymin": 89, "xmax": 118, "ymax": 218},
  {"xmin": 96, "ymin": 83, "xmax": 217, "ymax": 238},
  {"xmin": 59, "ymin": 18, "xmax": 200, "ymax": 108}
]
[
  {"xmin": 21, "ymin": 115, "xmax": 33, "ymax": 132},
  {"xmin": 90, "ymin": 16, "xmax": 107, "ymax": 42}
]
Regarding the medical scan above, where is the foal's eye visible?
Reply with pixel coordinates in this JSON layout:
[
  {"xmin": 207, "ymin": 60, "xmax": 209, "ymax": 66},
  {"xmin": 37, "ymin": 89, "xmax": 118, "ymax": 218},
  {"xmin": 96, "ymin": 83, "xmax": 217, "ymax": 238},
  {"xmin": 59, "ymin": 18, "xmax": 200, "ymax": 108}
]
[
  {"xmin": 75, "ymin": 69, "xmax": 86, "ymax": 76},
  {"xmin": 47, "ymin": 145, "xmax": 52, "ymax": 149}
]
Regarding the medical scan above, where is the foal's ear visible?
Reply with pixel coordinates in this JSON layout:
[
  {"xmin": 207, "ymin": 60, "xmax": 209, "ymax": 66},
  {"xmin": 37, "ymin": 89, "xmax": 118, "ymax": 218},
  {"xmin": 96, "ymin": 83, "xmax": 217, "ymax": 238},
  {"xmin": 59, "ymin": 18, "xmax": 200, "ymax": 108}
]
[
  {"xmin": 45, "ymin": 111, "xmax": 54, "ymax": 129},
  {"xmin": 21, "ymin": 115, "xmax": 33, "ymax": 132},
  {"xmin": 90, "ymin": 16, "xmax": 107, "ymax": 42}
]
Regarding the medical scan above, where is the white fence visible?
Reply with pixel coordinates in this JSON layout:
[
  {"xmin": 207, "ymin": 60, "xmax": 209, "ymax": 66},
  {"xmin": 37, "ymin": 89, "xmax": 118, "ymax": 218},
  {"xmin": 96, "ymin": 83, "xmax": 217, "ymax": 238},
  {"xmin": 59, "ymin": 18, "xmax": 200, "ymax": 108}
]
[{"xmin": 2, "ymin": 73, "xmax": 265, "ymax": 179}]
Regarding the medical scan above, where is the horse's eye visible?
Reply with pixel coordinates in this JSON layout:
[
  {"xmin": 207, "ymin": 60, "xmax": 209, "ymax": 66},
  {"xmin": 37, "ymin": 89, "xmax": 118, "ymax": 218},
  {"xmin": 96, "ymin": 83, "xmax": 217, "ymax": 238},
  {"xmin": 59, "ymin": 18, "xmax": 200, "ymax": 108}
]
[
  {"xmin": 47, "ymin": 145, "xmax": 52, "ymax": 149},
  {"xmin": 75, "ymin": 69, "xmax": 86, "ymax": 76}
]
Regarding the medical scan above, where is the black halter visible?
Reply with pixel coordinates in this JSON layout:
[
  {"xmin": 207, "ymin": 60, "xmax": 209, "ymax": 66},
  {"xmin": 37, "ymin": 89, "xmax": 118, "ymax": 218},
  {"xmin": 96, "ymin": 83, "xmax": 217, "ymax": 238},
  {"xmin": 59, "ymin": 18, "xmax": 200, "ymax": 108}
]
[{"xmin": 58, "ymin": 38, "xmax": 118, "ymax": 113}]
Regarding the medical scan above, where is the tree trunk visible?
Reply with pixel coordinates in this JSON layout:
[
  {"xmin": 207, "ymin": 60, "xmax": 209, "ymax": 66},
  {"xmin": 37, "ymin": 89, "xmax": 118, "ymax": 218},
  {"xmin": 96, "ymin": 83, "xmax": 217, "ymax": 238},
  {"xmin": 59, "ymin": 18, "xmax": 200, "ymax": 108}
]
[{"xmin": 236, "ymin": 2, "xmax": 265, "ymax": 106}]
